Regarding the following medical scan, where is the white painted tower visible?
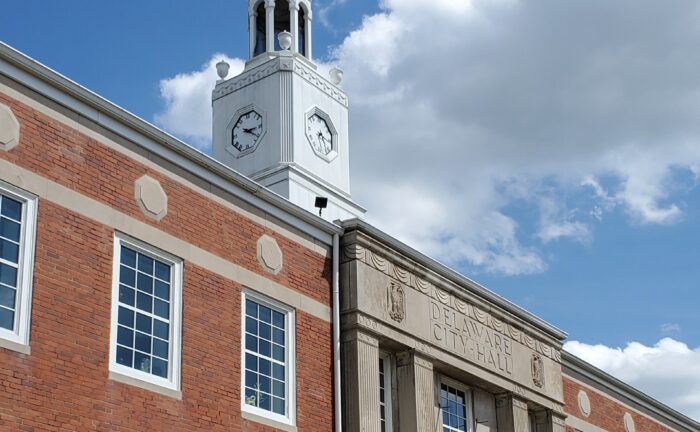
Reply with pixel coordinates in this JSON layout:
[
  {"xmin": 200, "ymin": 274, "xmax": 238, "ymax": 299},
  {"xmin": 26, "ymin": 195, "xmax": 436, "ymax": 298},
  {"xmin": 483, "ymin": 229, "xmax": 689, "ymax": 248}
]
[{"xmin": 212, "ymin": 0, "xmax": 365, "ymax": 222}]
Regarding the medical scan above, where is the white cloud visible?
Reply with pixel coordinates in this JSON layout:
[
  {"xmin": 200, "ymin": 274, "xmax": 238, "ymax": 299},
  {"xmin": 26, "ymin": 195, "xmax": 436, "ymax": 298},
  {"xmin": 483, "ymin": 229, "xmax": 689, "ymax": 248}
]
[
  {"xmin": 565, "ymin": 338, "xmax": 700, "ymax": 420},
  {"xmin": 154, "ymin": 0, "xmax": 700, "ymax": 275},
  {"xmin": 154, "ymin": 55, "xmax": 244, "ymax": 150},
  {"xmin": 661, "ymin": 323, "xmax": 681, "ymax": 334}
]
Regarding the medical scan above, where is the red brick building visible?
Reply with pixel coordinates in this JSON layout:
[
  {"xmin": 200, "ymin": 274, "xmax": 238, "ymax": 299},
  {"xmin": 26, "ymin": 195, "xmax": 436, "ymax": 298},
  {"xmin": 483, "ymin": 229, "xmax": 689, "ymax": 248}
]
[{"xmin": 0, "ymin": 2, "xmax": 698, "ymax": 431}]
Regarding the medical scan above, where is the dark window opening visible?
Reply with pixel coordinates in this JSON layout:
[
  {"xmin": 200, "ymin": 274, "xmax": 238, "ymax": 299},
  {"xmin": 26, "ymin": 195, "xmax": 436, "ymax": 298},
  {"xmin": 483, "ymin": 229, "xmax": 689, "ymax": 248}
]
[
  {"xmin": 273, "ymin": 0, "xmax": 291, "ymax": 51},
  {"xmin": 254, "ymin": 2, "xmax": 266, "ymax": 56},
  {"xmin": 298, "ymin": 7, "xmax": 306, "ymax": 56}
]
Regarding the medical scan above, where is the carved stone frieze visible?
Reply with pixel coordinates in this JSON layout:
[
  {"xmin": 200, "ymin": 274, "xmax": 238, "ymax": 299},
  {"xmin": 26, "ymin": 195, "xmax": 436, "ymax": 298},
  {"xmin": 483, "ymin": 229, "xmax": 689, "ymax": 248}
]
[
  {"xmin": 212, "ymin": 61, "xmax": 281, "ymax": 100},
  {"xmin": 0, "ymin": 103, "xmax": 20, "ymax": 151},
  {"xmin": 344, "ymin": 243, "xmax": 562, "ymax": 363},
  {"xmin": 293, "ymin": 61, "xmax": 349, "ymax": 107},
  {"xmin": 212, "ymin": 57, "xmax": 349, "ymax": 107}
]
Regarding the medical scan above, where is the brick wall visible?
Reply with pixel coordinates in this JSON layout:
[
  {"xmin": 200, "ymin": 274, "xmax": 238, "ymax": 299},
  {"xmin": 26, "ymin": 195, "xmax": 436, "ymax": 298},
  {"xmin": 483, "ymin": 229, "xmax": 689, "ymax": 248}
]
[
  {"xmin": 0, "ymin": 90, "xmax": 333, "ymax": 431},
  {"xmin": 563, "ymin": 375, "xmax": 674, "ymax": 432}
]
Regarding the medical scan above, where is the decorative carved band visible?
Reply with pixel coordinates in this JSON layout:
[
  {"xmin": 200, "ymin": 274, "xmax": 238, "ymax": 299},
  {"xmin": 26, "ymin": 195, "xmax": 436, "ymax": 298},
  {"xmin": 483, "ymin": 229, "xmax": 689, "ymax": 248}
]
[
  {"xmin": 344, "ymin": 243, "xmax": 562, "ymax": 363},
  {"xmin": 293, "ymin": 61, "xmax": 349, "ymax": 106},
  {"xmin": 212, "ymin": 58, "xmax": 349, "ymax": 107},
  {"xmin": 356, "ymin": 331, "xmax": 379, "ymax": 347}
]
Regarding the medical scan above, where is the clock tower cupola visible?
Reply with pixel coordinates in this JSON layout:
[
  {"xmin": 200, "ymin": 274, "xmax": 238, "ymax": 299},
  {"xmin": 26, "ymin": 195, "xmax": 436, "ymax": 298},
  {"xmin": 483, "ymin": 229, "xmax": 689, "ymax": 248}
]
[{"xmin": 212, "ymin": 0, "xmax": 365, "ymax": 222}]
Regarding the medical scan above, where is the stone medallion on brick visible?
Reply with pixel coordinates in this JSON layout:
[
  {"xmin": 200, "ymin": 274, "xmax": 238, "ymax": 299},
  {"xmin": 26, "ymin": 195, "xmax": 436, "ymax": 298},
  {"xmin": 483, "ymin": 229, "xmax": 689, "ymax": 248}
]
[
  {"xmin": 135, "ymin": 175, "xmax": 168, "ymax": 221},
  {"xmin": 0, "ymin": 103, "xmax": 20, "ymax": 151},
  {"xmin": 624, "ymin": 412, "xmax": 636, "ymax": 432},
  {"xmin": 257, "ymin": 234, "xmax": 283, "ymax": 275},
  {"xmin": 577, "ymin": 390, "xmax": 591, "ymax": 417}
]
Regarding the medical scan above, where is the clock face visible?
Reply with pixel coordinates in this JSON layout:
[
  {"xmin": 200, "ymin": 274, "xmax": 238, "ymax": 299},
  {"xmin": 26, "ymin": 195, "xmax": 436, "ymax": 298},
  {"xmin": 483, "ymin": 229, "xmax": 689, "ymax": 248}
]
[
  {"xmin": 232, "ymin": 110, "xmax": 263, "ymax": 153},
  {"xmin": 306, "ymin": 113, "xmax": 333, "ymax": 156}
]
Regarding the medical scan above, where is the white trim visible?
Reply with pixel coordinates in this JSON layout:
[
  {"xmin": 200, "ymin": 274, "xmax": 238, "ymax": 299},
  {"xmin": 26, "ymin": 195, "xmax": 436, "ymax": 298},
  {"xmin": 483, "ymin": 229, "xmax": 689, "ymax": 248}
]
[
  {"xmin": 379, "ymin": 352, "xmax": 393, "ymax": 432},
  {"xmin": 0, "ymin": 180, "xmax": 37, "ymax": 349},
  {"xmin": 438, "ymin": 375, "xmax": 475, "ymax": 432},
  {"xmin": 108, "ymin": 232, "xmax": 183, "ymax": 394},
  {"xmin": 241, "ymin": 289, "xmax": 296, "ymax": 427}
]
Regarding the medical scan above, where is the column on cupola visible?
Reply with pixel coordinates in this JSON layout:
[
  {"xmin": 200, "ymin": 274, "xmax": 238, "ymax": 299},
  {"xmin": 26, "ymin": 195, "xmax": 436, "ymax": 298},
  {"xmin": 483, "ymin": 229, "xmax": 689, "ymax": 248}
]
[
  {"xmin": 496, "ymin": 393, "xmax": 530, "ymax": 432},
  {"xmin": 396, "ymin": 351, "xmax": 438, "ymax": 432},
  {"xmin": 342, "ymin": 329, "xmax": 381, "ymax": 432},
  {"xmin": 249, "ymin": 8, "xmax": 257, "ymax": 58},
  {"xmin": 265, "ymin": 0, "xmax": 276, "ymax": 52},
  {"xmin": 289, "ymin": 1, "xmax": 299, "ymax": 53},
  {"xmin": 305, "ymin": 7, "xmax": 313, "ymax": 60}
]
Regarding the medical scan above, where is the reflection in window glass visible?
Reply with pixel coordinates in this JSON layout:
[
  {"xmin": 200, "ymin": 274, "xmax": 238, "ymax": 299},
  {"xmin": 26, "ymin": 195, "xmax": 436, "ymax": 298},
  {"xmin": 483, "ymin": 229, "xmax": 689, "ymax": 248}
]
[
  {"xmin": 244, "ymin": 298, "xmax": 287, "ymax": 416},
  {"xmin": 115, "ymin": 245, "xmax": 172, "ymax": 379}
]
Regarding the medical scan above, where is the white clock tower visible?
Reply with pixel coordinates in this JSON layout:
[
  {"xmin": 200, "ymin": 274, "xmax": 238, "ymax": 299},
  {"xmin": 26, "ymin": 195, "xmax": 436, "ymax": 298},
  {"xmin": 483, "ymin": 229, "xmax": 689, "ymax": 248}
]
[{"xmin": 212, "ymin": 0, "xmax": 365, "ymax": 222}]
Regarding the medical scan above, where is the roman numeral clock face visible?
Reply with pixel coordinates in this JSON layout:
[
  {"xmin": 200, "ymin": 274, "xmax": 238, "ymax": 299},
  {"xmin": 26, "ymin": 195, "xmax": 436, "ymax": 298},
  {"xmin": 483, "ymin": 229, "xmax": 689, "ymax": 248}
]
[{"xmin": 231, "ymin": 110, "xmax": 263, "ymax": 154}]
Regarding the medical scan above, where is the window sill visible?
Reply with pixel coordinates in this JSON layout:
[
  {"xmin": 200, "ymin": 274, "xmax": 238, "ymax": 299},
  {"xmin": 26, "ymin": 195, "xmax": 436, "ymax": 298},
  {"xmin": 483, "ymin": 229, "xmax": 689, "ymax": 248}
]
[
  {"xmin": 109, "ymin": 370, "xmax": 182, "ymax": 399},
  {"xmin": 0, "ymin": 338, "xmax": 30, "ymax": 355},
  {"xmin": 242, "ymin": 410, "xmax": 297, "ymax": 432}
]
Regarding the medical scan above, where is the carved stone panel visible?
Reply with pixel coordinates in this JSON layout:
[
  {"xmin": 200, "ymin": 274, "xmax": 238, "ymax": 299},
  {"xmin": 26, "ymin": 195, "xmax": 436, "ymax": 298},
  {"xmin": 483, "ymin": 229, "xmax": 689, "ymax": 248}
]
[
  {"xmin": 257, "ymin": 235, "xmax": 283, "ymax": 275},
  {"xmin": 531, "ymin": 354, "xmax": 545, "ymax": 388},
  {"xmin": 387, "ymin": 281, "xmax": 405, "ymax": 323},
  {"xmin": 0, "ymin": 103, "xmax": 20, "ymax": 151},
  {"xmin": 135, "ymin": 175, "xmax": 168, "ymax": 221}
]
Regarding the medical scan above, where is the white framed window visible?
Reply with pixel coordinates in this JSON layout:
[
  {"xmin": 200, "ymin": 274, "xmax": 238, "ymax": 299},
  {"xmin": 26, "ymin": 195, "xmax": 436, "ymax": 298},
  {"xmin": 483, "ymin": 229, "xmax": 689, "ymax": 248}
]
[
  {"xmin": 379, "ymin": 353, "xmax": 393, "ymax": 432},
  {"xmin": 439, "ymin": 377, "xmax": 474, "ymax": 432},
  {"xmin": 0, "ymin": 181, "xmax": 38, "ymax": 350},
  {"xmin": 241, "ymin": 289, "xmax": 296, "ymax": 425},
  {"xmin": 109, "ymin": 233, "xmax": 183, "ymax": 392}
]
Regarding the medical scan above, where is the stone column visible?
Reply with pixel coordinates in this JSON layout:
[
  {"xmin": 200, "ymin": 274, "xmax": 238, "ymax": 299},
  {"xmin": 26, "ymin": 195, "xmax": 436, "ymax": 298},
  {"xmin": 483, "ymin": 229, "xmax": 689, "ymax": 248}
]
[
  {"xmin": 551, "ymin": 413, "xmax": 566, "ymax": 432},
  {"xmin": 249, "ymin": 13, "xmax": 257, "ymax": 58},
  {"xmin": 396, "ymin": 351, "xmax": 438, "ymax": 432},
  {"xmin": 531, "ymin": 410, "xmax": 567, "ymax": 432},
  {"xmin": 342, "ymin": 330, "xmax": 381, "ymax": 432},
  {"xmin": 265, "ymin": 1, "xmax": 276, "ymax": 52},
  {"xmin": 305, "ymin": 14, "xmax": 312, "ymax": 61},
  {"xmin": 289, "ymin": 2, "xmax": 299, "ymax": 53},
  {"xmin": 495, "ymin": 393, "xmax": 530, "ymax": 432}
]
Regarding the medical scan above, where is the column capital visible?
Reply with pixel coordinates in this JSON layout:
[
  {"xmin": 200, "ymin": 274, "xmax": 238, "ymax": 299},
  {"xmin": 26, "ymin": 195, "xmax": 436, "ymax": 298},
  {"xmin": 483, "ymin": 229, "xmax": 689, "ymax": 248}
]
[{"xmin": 341, "ymin": 328, "xmax": 379, "ymax": 347}]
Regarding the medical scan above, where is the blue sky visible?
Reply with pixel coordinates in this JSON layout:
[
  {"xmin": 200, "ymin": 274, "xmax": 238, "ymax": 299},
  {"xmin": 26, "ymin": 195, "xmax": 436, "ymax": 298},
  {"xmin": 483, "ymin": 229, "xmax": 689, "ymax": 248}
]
[{"xmin": 3, "ymin": 0, "xmax": 700, "ymax": 417}]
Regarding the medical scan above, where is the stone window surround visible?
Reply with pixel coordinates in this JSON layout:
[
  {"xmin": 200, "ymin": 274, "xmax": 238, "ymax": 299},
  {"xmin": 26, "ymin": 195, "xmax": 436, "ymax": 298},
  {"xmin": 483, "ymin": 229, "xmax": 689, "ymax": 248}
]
[
  {"xmin": 109, "ymin": 232, "xmax": 183, "ymax": 395},
  {"xmin": 0, "ymin": 180, "xmax": 37, "ymax": 354},
  {"xmin": 241, "ymin": 288, "xmax": 297, "ymax": 427}
]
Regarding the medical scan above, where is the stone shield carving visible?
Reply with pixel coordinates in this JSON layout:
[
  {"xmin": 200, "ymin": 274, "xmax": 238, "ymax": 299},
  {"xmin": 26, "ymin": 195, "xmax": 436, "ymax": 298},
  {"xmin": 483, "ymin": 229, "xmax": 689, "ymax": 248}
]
[
  {"xmin": 387, "ymin": 281, "xmax": 405, "ymax": 323},
  {"xmin": 531, "ymin": 354, "xmax": 545, "ymax": 388}
]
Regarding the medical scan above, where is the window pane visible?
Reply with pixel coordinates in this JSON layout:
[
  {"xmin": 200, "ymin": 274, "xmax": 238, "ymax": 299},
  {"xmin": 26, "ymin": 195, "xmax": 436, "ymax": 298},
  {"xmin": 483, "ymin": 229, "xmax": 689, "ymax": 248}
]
[
  {"xmin": 0, "ymin": 197, "xmax": 22, "ymax": 221},
  {"xmin": 154, "ymin": 299, "xmax": 169, "ymax": 319},
  {"xmin": 0, "ymin": 239, "xmax": 19, "ymax": 263},
  {"xmin": 136, "ymin": 291, "xmax": 153, "ymax": 313},
  {"xmin": 152, "ymin": 357, "xmax": 168, "ymax": 378},
  {"xmin": 116, "ymin": 346, "xmax": 133, "ymax": 367},
  {"xmin": 120, "ymin": 247, "xmax": 137, "ymax": 268},
  {"xmin": 153, "ymin": 338, "xmax": 168, "ymax": 360},
  {"xmin": 117, "ymin": 326, "xmax": 134, "ymax": 348},
  {"xmin": 154, "ymin": 280, "xmax": 169, "ymax": 300},
  {"xmin": 118, "ymin": 307, "xmax": 134, "ymax": 327},
  {"xmin": 0, "ymin": 285, "xmax": 16, "ymax": 309},
  {"xmin": 137, "ymin": 273, "xmax": 153, "ymax": 294},
  {"xmin": 153, "ymin": 320, "xmax": 169, "ymax": 340},
  {"xmin": 137, "ymin": 254, "xmax": 154, "ymax": 274},
  {"xmin": 154, "ymin": 261, "xmax": 170, "ymax": 281},
  {"xmin": 119, "ymin": 285, "xmax": 135, "ymax": 307},
  {"xmin": 0, "ymin": 263, "xmax": 17, "ymax": 288},
  {"xmin": 120, "ymin": 266, "xmax": 136, "ymax": 287},
  {"xmin": 135, "ymin": 332, "xmax": 152, "ymax": 354},
  {"xmin": 134, "ymin": 351, "xmax": 151, "ymax": 373},
  {"xmin": 0, "ymin": 307, "xmax": 13, "ymax": 330},
  {"xmin": 0, "ymin": 218, "xmax": 20, "ymax": 242}
]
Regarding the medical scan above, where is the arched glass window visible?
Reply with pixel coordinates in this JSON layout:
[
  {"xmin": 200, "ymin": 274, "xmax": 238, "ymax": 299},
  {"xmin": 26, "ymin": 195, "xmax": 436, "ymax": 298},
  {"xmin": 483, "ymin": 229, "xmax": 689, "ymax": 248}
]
[
  {"xmin": 274, "ymin": 0, "xmax": 291, "ymax": 51},
  {"xmin": 254, "ymin": 2, "xmax": 266, "ymax": 56},
  {"xmin": 298, "ymin": 6, "xmax": 306, "ymax": 56}
]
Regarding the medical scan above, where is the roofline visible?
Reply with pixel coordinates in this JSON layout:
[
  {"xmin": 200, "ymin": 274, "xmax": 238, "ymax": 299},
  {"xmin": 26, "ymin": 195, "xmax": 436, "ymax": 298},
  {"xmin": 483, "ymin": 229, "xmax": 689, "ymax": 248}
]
[
  {"xmin": 340, "ymin": 218, "xmax": 568, "ymax": 341},
  {"xmin": 563, "ymin": 351, "xmax": 700, "ymax": 431},
  {"xmin": 0, "ymin": 41, "xmax": 342, "ymax": 242}
]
